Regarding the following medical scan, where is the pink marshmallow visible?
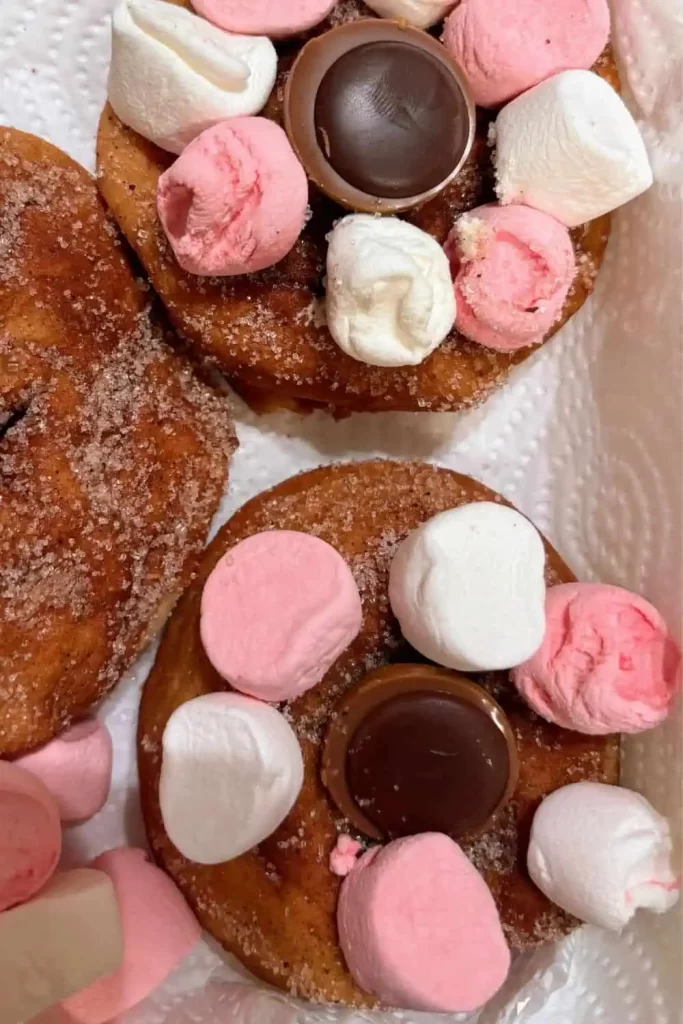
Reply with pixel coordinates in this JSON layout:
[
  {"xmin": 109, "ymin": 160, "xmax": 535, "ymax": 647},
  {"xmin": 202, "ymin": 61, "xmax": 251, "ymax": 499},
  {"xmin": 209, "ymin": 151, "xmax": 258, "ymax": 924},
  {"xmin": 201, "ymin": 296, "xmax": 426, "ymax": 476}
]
[
  {"xmin": 0, "ymin": 761, "xmax": 61, "ymax": 912},
  {"xmin": 190, "ymin": 0, "xmax": 336, "ymax": 38},
  {"xmin": 329, "ymin": 834, "xmax": 363, "ymax": 877},
  {"xmin": 157, "ymin": 118, "xmax": 308, "ymax": 277},
  {"xmin": 16, "ymin": 719, "xmax": 113, "ymax": 824},
  {"xmin": 61, "ymin": 847, "xmax": 201, "ymax": 1024},
  {"xmin": 513, "ymin": 583, "xmax": 681, "ymax": 735},
  {"xmin": 445, "ymin": 204, "xmax": 575, "ymax": 353},
  {"xmin": 337, "ymin": 833, "xmax": 510, "ymax": 1012},
  {"xmin": 443, "ymin": 0, "xmax": 611, "ymax": 108},
  {"xmin": 201, "ymin": 530, "xmax": 363, "ymax": 702}
]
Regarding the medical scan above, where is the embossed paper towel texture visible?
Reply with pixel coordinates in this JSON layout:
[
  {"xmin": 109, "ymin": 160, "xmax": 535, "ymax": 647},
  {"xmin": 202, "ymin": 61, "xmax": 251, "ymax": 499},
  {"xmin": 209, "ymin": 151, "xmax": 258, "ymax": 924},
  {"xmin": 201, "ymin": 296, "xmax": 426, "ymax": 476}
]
[{"xmin": 1, "ymin": 0, "xmax": 680, "ymax": 1022}]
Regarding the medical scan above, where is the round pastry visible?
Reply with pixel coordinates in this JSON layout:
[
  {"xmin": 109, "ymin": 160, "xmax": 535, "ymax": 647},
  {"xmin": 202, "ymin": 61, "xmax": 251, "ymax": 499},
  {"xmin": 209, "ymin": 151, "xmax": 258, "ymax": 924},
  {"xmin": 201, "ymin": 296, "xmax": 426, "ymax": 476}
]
[
  {"xmin": 0, "ymin": 128, "xmax": 235, "ymax": 756},
  {"xmin": 137, "ymin": 460, "xmax": 619, "ymax": 1008},
  {"xmin": 96, "ymin": 0, "xmax": 618, "ymax": 414}
]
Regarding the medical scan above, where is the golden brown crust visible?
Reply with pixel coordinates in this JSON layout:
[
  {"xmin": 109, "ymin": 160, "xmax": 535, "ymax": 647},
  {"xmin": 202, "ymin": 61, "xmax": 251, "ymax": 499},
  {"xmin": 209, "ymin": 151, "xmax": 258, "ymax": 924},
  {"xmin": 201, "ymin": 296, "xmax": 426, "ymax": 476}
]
[
  {"xmin": 138, "ymin": 461, "xmax": 619, "ymax": 1007},
  {"xmin": 96, "ymin": 0, "xmax": 618, "ymax": 414},
  {"xmin": 0, "ymin": 128, "xmax": 236, "ymax": 756}
]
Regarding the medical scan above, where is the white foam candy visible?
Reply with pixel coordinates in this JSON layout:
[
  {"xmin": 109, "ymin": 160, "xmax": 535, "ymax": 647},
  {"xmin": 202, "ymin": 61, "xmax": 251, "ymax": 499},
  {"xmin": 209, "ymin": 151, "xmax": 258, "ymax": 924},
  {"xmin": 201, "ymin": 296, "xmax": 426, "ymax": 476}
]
[
  {"xmin": 363, "ymin": 0, "xmax": 456, "ymax": 29},
  {"xmin": 108, "ymin": 0, "xmax": 277, "ymax": 154},
  {"xmin": 494, "ymin": 70, "xmax": 653, "ymax": 228},
  {"xmin": 528, "ymin": 782, "xmax": 680, "ymax": 931},
  {"xmin": 325, "ymin": 214, "xmax": 456, "ymax": 368},
  {"xmin": 388, "ymin": 502, "xmax": 547, "ymax": 672},
  {"xmin": 159, "ymin": 693, "xmax": 304, "ymax": 865}
]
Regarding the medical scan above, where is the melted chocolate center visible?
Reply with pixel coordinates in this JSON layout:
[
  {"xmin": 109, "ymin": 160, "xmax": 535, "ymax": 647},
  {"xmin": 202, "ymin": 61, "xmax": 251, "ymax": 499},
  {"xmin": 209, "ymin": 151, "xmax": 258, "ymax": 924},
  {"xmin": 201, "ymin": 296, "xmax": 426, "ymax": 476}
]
[
  {"xmin": 346, "ymin": 689, "xmax": 512, "ymax": 839},
  {"xmin": 314, "ymin": 41, "xmax": 469, "ymax": 199}
]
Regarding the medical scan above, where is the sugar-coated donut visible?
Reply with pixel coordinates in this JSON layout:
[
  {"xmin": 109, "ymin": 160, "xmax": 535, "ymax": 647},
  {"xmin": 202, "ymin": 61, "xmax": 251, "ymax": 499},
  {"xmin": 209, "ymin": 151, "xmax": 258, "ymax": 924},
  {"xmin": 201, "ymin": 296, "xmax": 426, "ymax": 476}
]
[
  {"xmin": 0, "ymin": 761, "xmax": 61, "ymax": 912},
  {"xmin": 96, "ymin": 2, "xmax": 619, "ymax": 415},
  {"xmin": 0, "ymin": 129, "xmax": 235, "ymax": 757},
  {"xmin": 137, "ymin": 461, "xmax": 620, "ymax": 1007},
  {"xmin": 17, "ymin": 719, "xmax": 113, "ymax": 823}
]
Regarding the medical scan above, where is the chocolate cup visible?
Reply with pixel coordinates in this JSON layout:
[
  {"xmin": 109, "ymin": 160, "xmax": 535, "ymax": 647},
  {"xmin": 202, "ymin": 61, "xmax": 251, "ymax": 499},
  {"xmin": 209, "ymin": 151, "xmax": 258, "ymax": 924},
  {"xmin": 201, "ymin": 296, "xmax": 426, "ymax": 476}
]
[
  {"xmin": 284, "ymin": 20, "xmax": 476, "ymax": 214},
  {"xmin": 322, "ymin": 664, "xmax": 519, "ymax": 841}
]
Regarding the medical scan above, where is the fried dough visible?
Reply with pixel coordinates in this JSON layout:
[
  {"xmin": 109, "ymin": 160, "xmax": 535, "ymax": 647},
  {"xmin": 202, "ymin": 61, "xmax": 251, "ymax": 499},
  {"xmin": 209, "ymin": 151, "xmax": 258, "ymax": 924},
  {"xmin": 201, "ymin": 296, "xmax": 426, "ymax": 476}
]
[
  {"xmin": 0, "ymin": 129, "xmax": 235, "ymax": 756},
  {"xmin": 96, "ymin": 0, "xmax": 618, "ymax": 414},
  {"xmin": 138, "ymin": 461, "xmax": 619, "ymax": 1007}
]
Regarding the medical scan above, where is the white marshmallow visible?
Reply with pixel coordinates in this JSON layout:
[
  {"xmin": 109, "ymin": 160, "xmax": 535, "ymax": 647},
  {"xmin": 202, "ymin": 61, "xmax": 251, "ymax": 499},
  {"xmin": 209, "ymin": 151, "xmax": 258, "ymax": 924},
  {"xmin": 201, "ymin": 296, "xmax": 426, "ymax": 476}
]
[
  {"xmin": 495, "ymin": 70, "xmax": 653, "ymax": 228},
  {"xmin": 160, "ymin": 692, "xmax": 304, "ymax": 865},
  {"xmin": 108, "ymin": 0, "xmax": 277, "ymax": 155},
  {"xmin": 363, "ymin": 0, "xmax": 455, "ymax": 29},
  {"xmin": 388, "ymin": 502, "xmax": 546, "ymax": 672},
  {"xmin": 325, "ymin": 215, "xmax": 456, "ymax": 368},
  {"xmin": 528, "ymin": 782, "xmax": 680, "ymax": 931}
]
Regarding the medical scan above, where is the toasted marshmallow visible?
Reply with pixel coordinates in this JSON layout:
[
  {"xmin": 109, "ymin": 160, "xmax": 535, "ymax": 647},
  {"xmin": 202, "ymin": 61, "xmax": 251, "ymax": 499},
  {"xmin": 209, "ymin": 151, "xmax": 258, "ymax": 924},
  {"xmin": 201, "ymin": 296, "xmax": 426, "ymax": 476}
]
[
  {"xmin": 160, "ymin": 693, "xmax": 304, "ymax": 865},
  {"xmin": 108, "ymin": 0, "xmax": 277, "ymax": 155},
  {"xmin": 389, "ymin": 502, "xmax": 546, "ymax": 672},
  {"xmin": 528, "ymin": 783, "xmax": 680, "ymax": 931},
  {"xmin": 364, "ymin": 0, "xmax": 456, "ymax": 29},
  {"xmin": 495, "ymin": 70, "xmax": 653, "ymax": 227},
  {"xmin": 326, "ymin": 214, "xmax": 456, "ymax": 367}
]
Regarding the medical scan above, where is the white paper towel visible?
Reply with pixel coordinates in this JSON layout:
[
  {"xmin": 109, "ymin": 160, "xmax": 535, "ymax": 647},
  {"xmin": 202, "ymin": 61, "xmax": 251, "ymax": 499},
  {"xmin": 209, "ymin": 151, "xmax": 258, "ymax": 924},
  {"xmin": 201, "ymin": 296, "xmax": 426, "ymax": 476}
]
[{"xmin": 1, "ymin": 2, "xmax": 681, "ymax": 1022}]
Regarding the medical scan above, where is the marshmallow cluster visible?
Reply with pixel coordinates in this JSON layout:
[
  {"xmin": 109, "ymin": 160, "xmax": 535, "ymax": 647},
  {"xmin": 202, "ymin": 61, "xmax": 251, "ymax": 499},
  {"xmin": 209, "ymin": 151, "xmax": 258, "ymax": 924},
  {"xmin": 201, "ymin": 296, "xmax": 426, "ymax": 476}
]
[
  {"xmin": 389, "ymin": 502, "xmax": 546, "ymax": 672},
  {"xmin": 0, "ymin": 870, "xmax": 123, "ymax": 1024},
  {"xmin": 159, "ymin": 693, "xmax": 304, "ymax": 865},
  {"xmin": 528, "ymin": 783, "xmax": 680, "ymax": 931},
  {"xmin": 494, "ymin": 71, "xmax": 653, "ymax": 228},
  {"xmin": 326, "ymin": 215, "xmax": 456, "ymax": 367},
  {"xmin": 109, "ymin": 0, "xmax": 277, "ymax": 155},
  {"xmin": 62, "ymin": 848, "xmax": 201, "ymax": 1024}
]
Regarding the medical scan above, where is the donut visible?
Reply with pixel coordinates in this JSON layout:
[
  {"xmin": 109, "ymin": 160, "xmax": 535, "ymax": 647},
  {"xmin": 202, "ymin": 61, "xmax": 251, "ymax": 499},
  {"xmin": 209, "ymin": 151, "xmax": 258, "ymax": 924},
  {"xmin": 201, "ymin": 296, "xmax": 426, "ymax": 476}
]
[
  {"xmin": 0, "ymin": 129, "xmax": 235, "ymax": 756},
  {"xmin": 96, "ymin": 0, "xmax": 618, "ymax": 414},
  {"xmin": 137, "ymin": 460, "xmax": 620, "ymax": 1007}
]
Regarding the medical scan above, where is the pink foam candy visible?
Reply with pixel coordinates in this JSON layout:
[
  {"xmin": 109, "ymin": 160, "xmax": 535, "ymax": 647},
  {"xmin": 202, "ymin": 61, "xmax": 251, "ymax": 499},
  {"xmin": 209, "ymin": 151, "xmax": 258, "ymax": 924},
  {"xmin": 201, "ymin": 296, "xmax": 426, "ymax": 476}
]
[
  {"xmin": 330, "ymin": 835, "xmax": 363, "ymax": 877},
  {"xmin": 445, "ymin": 204, "xmax": 575, "ymax": 353},
  {"xmin": 443, "ymin": 0, "xmax": 610, "ymax": 108},
  {"xmin": 513, "ymin": 583, "xmax": 681, "ymax": 735},
  {"xmin": 201, "ymin": 531, "xmax": 363, "ymax": 702},
  {"xmin": 61, "ymin": 848, "xmax": 201, "ymax": 1024},
  {"xmin": 190, "ymin": 0, "xmax": 336, "ymax": 38},
  {"xmin": 337, "ymin": 833, "xmax": 510, "ymax": 1012},
  {"xmin": 0, "ymin": 760, "xmax": 61, "ymax": 912},
  {"xmin": 16, "ymin": 719, "xmax": 113, "ymax": 824},
  {"xmin": 157, "ymin": 117, "xmax": 308, "ymax": 277}
]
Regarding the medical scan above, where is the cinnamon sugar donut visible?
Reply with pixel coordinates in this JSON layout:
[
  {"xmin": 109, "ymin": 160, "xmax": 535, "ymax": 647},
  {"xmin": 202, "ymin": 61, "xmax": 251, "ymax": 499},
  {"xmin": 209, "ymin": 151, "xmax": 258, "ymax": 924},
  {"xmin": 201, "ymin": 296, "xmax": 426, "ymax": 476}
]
[
  {"xmin": 0, "ymin": 129, "xmax": 235, "ymax": 756},
  {"xmin": 96, "ymin": 0, "xmax": 618, "ymax": 414},
  {"xmin": 138, "ymin": 461, "xmax": 619, "ymax": 1007}
]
